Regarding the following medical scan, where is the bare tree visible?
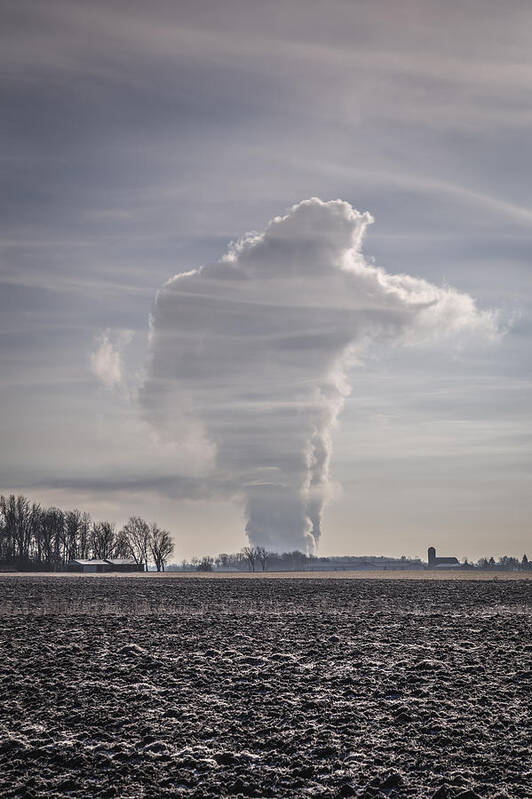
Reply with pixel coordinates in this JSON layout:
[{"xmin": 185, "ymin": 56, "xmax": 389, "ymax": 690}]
[
  {"xmin": 0, "ymin": 510, "xmax": 7, "ymax": 563},
  {"xmin": 149, "ymin": 524, "xmax": 174, "ymax": 572},
  {"xmin": 113, "ymin": 528, "xmax": 133, "ymax": 558},
  {"xmin": 78, "ymin": 512, "xmax": 92, "ymax": 559},
  {"xmin": 287, "ymin": 550, "xmax": 307, "ymax": 571},
  {"xmin": 28, "ymin": 503, "xmax": 43, "ymax": 565},
  {"xmin": 255, "ymin": 546, "xmax": 271, "ymax": 572},
  {"xmin": 0, "ymin": 494, "xmax": 32, "ymax": 566},
  {"xmin": 242, "ymin": 546, "xmax": 257, "ymax": 573},
  {"xmin": 90, "ymin": 521, "xmax": 117, "ymax": 559},
  {"xmin": 121, "ymin": 516, "xmax": 151, "ymax": 571},
  {"xmin": 39, "ymin": 506, "xmax": 65, "ymax": 569},
  {"xmin": 64, "ymin": 509, "xmax": 83, "ymax": 563}
]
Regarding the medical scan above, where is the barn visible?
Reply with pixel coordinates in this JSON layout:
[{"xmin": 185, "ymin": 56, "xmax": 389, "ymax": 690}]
[
  {"xmin": 67, "ymin": 559, "xmax": 109, "ymax": 573},
  {"xmin": 67, "ymin": 558, "xmax": 144, "ymax": 573},
  {"xmin": 427, "ymin": 547, "xmax": 460, "ymax": 568},
  {"xmin": 104, "ymin": 558, "xmax": 143, "ymax": 572}
]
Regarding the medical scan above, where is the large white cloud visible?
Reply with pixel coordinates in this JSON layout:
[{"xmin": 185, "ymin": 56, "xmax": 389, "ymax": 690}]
[{"xmin": 142, "ymin": 198, "xmax": 499, "ymax": 552}]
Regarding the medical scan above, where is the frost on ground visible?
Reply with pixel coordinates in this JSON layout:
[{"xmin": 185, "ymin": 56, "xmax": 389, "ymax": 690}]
[{"xmin": 0, "ymin": 577, "xmax": 530, "ymax": 799}]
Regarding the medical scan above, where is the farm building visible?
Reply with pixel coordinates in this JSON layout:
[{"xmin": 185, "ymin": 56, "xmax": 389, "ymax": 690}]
[
  {"xmin": 104, "ymin": 558, "xmax": 143, "ymax": 572},
  {"xmin": 68, "ymin": 559, "xmax": 109, "ymax": 573},
  {"xmin": 67, "ymin": 558, "xmax": 143, "ymax": 573},
  {"xmin": 427, "ymin": 547, "xmax": 460, "ymax": 568}
]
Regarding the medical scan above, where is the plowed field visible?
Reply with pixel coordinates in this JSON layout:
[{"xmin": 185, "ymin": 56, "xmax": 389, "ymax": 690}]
[{"xmin": 0, "ymin": 577, "xmax": 529, "ymax": 798}]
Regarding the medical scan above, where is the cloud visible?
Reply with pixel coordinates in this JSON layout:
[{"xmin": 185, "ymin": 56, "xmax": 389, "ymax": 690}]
[
  {"xmin": 142, "ymin": 198, "xmax": 500, "ymax": 553},
  {"xmin": 90, "ymin": 329, "xmax": 132, "ymax": 389}
]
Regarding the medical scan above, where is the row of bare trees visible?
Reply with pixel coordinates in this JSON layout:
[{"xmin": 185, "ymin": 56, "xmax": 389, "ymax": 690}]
[
  {"xmin": 173, "ymin": 548, "xmax": 311, "ymax": 572},
  {"xmin": 121, "ymin": 516, "xmax": 175, "ymax": 572},
  {"xmin": 477, "ymin": 554, "xmax": 529, "ymax": 569},
  {"xmin": 0, "ymin": 495, "xmax": 174, "ymax": 571}
]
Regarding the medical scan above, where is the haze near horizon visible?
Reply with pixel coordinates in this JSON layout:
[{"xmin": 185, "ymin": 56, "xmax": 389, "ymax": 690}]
[{"xmin": 1, "ymin": 0, "xmax": 531, "ymax": 560}]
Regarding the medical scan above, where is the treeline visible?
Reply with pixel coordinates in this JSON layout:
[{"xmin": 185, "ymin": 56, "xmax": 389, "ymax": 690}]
[
  {"xmin": 477, "ymin": 554, "xmax": 529, "ymax": 570},
  {"xmin": 0, "ymin": 495, "xmax": 174, "ymax": 572},
  {"xmin": 171, "ymin": 547, "xmax": 309, "ymax": 573},
  {"xmin": 174, "ymin": 548, "xmax": 531, "ymax": 573}
]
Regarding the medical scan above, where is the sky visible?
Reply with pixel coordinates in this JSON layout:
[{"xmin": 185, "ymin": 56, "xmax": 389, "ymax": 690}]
[{"xmin": 1, "ymin": 0, "xmax": 531, "ymax": 560}]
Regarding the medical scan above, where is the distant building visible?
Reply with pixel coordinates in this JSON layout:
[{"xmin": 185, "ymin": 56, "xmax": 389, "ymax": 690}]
[
  {"xmin": 306, "ymin": 555, "xmax": 424, "ymax": 571},
  {"xmin": 427, "ymin": 546, "xmax": 459, "ymax": 568},
  {"xmin": 68, "ymin": 559, "xmax": 109, "ymax": 573},
  {"xmin": 104, "ymin": 558, "xmax": 143, "ymax": 572},
  {"xmin": 67, "ymin": 558, "xmax": 143, "ymax": 573}
]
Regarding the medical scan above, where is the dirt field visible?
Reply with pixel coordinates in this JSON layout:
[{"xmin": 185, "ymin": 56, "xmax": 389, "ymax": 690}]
[
  {"xmin": 1, "ymin": 569, "xmax": 530, "ymax": 580},
  {"xmin": 0, "ymin": 576, "xmax": 530, "ymax": 798}
]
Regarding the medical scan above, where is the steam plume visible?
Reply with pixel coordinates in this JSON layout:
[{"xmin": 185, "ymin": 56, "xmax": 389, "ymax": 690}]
[
  {"xmin": 91, "ymin": 329, "xmax": 131, "ymax": 389},
  {"xmin": 142, "ymin": 198, "xmax": 498, "ymax": 552}
]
